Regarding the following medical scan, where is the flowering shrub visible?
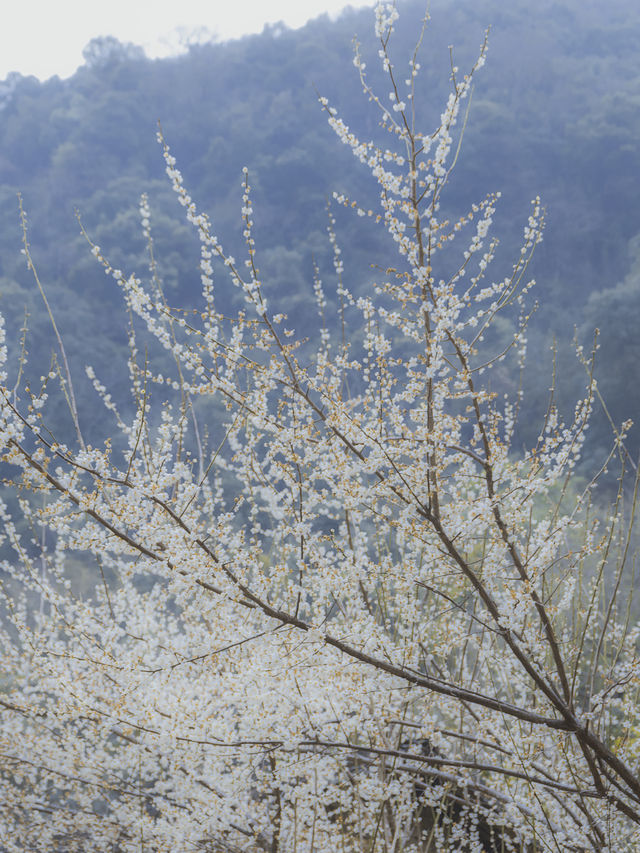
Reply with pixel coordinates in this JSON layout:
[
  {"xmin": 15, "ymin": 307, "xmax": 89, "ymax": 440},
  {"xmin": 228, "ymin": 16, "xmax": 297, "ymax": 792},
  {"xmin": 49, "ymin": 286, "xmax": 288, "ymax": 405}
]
[{"xmin": 1, "ymin": 3, "xmax": 640, "ymax": 851}]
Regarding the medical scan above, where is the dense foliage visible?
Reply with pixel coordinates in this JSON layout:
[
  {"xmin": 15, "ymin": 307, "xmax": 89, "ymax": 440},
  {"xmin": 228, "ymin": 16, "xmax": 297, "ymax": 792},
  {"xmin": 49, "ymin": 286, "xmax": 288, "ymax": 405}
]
[{"xmin": 0, "ymin": 0, "xmax": 639, "ymax": 459}]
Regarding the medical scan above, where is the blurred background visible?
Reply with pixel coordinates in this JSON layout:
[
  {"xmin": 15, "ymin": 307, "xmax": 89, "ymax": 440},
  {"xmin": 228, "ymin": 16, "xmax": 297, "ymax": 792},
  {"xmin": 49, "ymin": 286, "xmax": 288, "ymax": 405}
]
[{"xmin": 0, "ymin": 0, "xmax": 638, "ymax": 474}]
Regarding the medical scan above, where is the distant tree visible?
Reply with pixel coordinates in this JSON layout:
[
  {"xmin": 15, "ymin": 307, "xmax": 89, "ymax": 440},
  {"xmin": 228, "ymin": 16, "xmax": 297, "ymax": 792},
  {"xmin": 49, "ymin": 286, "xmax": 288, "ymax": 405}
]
[
  {"xmin": 82, "ymin": 35, "xmax": 145, "ymax": 69},
  {"xmin": 1, "ymin": 3, "xmax": 639, "ymax": 851},
  {"xmin": 0, "ymin": 72, "xmax": 24, "ymax": 113}
]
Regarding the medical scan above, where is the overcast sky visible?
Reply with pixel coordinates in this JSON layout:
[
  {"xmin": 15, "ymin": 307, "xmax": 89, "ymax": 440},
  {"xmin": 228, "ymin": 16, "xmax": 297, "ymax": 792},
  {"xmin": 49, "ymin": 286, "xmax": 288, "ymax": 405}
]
[{"xmin": 1, "ymin": 0, "xmax": 377, "ymax": 81}]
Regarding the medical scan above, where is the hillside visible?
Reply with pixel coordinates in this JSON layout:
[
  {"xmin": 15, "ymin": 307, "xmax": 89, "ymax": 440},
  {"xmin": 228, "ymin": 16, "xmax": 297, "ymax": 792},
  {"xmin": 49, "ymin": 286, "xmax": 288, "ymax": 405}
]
[{"xmin": 0, "ymin": 0, "xmax": 638, "ymax": 461}]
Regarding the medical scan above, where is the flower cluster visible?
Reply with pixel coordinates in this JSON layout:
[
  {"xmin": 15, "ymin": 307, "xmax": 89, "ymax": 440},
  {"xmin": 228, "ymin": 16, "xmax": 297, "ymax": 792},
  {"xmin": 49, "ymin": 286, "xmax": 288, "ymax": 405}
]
[{"xmin": 0, "ymin": 5, "xmax": 639, "ymax": 853}]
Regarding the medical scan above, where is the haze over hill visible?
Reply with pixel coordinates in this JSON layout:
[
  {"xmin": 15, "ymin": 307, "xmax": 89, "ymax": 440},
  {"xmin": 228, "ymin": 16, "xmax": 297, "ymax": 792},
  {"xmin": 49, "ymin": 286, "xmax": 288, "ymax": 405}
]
[
  {"xmin": 0, "ymin": 0, "xmax": 638, "ymax": 464},
  {"xmin": 0, "ymin": 0, "xmax": 378, "ymax": 80}
]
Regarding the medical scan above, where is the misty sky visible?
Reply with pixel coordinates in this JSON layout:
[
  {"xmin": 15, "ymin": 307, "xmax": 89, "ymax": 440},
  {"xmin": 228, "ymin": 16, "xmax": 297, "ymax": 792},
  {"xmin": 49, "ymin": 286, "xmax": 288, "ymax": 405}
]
[{"xmin": 1, "ymin": 0, "xmax": 377, "ymax": 81}]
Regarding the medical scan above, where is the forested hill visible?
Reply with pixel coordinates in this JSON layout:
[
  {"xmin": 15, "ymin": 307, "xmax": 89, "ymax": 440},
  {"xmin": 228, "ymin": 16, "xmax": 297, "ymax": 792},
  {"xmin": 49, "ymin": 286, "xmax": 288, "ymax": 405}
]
[{"xmin": 0, "ymin": 0, "xmax": 638, "ymax": 463}]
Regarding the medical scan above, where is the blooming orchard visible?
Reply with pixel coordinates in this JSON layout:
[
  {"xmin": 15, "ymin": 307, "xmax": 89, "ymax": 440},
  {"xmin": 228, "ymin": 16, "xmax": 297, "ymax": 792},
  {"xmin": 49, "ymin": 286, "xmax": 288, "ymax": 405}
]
[{"xmin": 1, "ymin": 3, "xmax": 640, "ymax": 851}]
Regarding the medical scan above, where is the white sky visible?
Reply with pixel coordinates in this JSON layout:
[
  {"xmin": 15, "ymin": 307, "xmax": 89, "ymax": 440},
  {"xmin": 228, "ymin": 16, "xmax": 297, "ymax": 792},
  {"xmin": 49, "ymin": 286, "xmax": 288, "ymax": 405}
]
[{"xmin": 1, "ymin": 0, "xmax": 377, "ymax": 81}]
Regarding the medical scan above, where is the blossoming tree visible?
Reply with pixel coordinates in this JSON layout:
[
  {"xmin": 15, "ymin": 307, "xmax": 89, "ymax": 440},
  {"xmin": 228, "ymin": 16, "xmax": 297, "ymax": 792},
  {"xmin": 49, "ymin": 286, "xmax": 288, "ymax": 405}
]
[{"xmin": 1, "ymin": 3, "xmax": 640, "ymax": 851}]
